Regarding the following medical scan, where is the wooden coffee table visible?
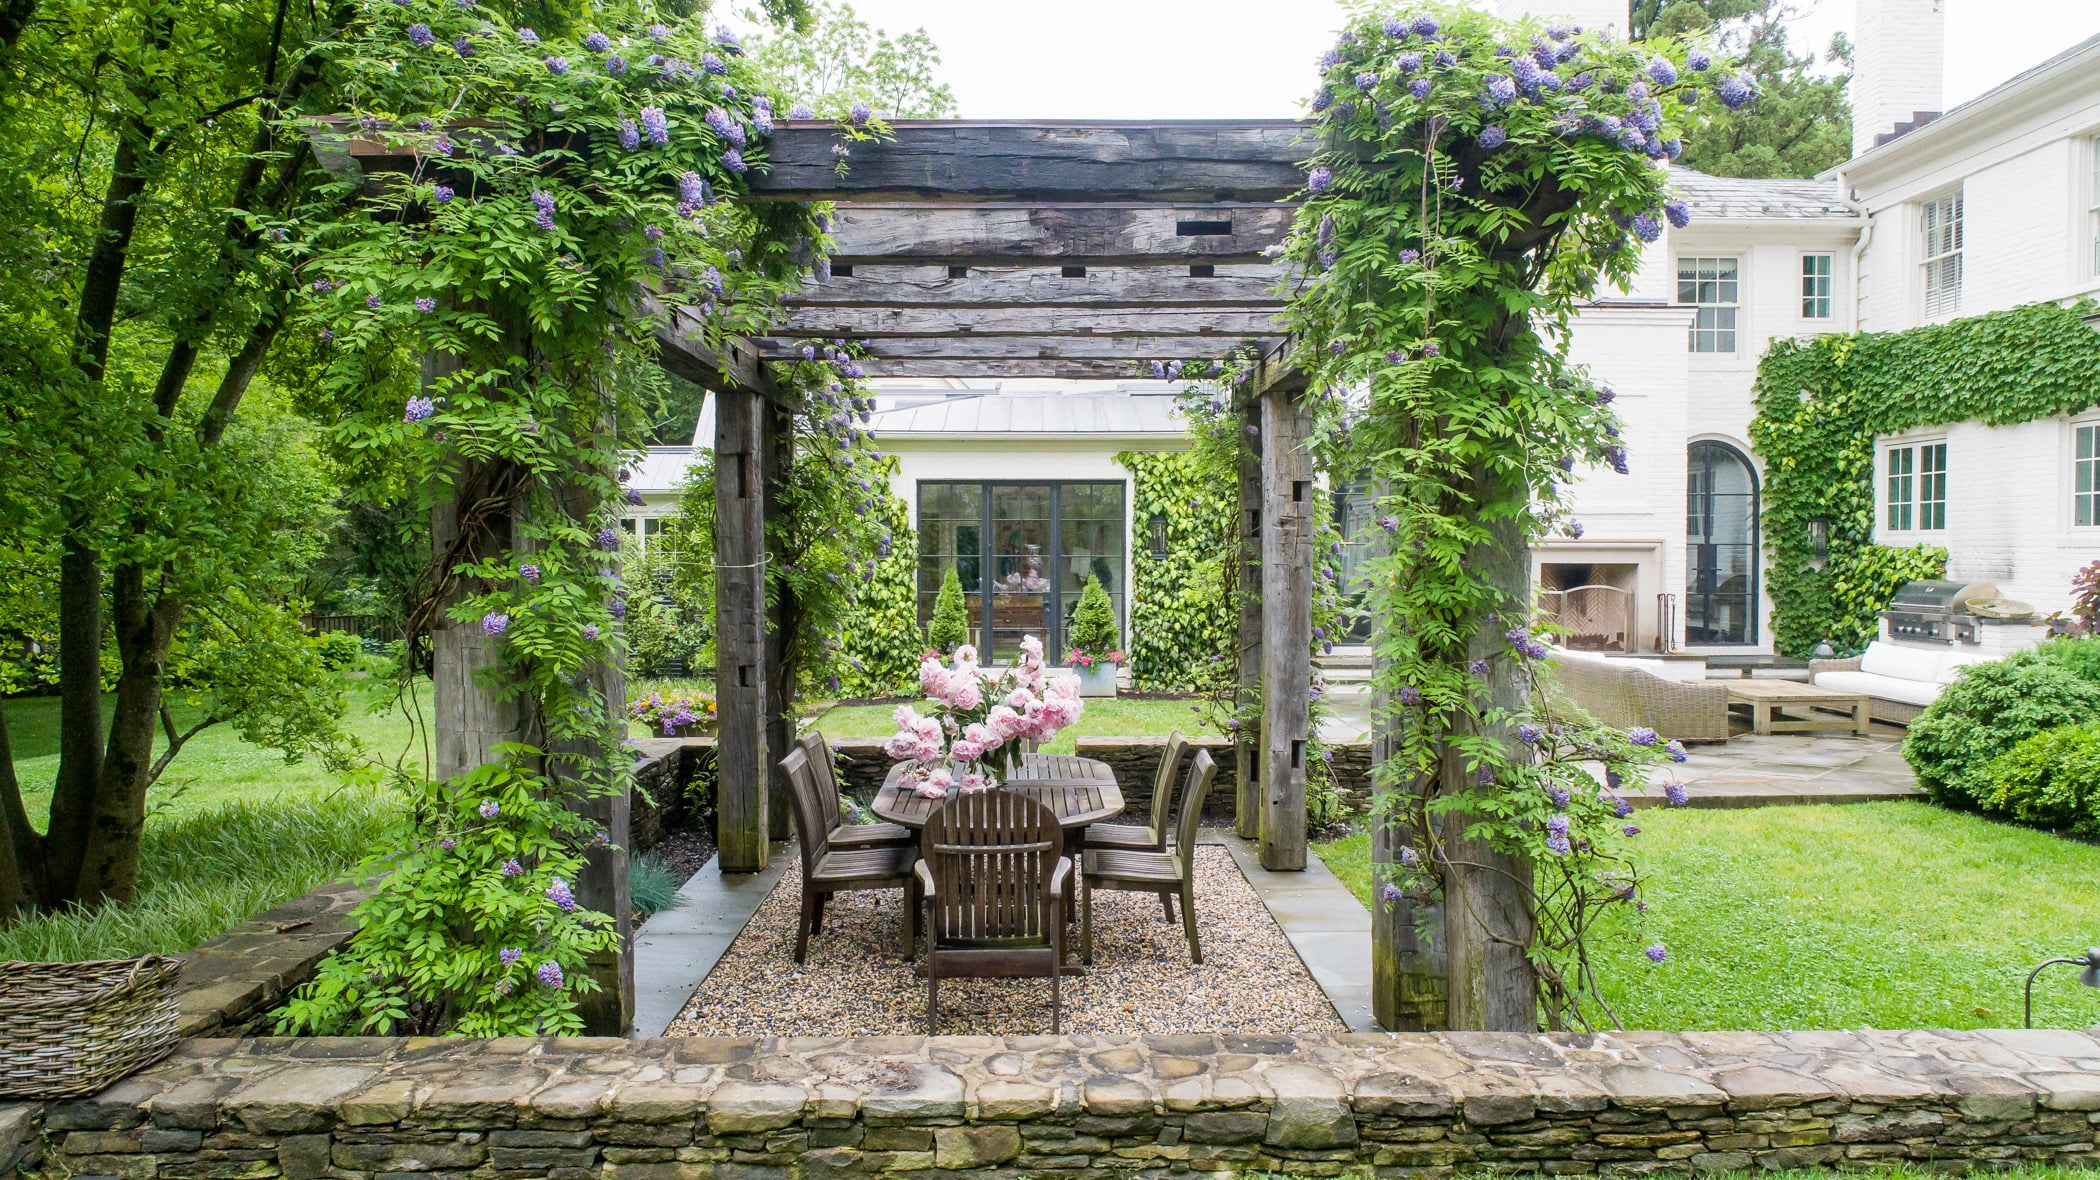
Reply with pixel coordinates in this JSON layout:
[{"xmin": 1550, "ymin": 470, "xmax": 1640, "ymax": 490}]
[{"xmin": 1725, "ymin": 679, "xmax": 1872, "ymax": 736}]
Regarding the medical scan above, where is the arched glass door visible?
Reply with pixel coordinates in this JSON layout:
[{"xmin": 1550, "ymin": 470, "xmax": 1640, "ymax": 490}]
[{"xmin": 1685, "ymin": 441, "xmax": 1759, "ymax": 646}]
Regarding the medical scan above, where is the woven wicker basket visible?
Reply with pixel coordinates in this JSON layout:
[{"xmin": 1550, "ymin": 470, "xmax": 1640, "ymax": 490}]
[{"xmin": 0, "ymin": 955, "xmax": 183, "ymax": 1098}]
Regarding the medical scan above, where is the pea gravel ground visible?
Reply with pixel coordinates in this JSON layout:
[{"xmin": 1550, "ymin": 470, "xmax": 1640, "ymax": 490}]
[{"xmin": 667, "ymin": 843, "xmax": 1345, "ymax": 1036}]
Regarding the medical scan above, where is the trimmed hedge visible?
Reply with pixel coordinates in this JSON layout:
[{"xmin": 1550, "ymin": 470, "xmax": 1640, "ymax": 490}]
[
  {"xmin": 1903, "ymin": 638, "xmax": 2100, "ymax": 812},
  {"xmin": 1985, "ymin": 721, "xmax": 2100, "ymax": 837}
]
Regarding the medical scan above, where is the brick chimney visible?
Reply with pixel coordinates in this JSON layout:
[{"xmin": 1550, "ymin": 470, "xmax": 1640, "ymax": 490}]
[
  {"xmin": 1496, "ymin": 0, "xmax": 1629, "ymax": 37},
  {"xmin": 1852, "ymin": 0, "xmax": 1947, "ymax": 156}
]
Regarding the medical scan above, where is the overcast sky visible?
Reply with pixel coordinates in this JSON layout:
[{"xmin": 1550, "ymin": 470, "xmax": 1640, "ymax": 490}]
[{"xmin": 738, "ymin": 0, "xmax": 2100, "ymax": 120}]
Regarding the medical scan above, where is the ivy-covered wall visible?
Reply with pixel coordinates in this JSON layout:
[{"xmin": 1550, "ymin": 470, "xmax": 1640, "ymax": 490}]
[
  {"xmin": 1751, "ymin": 300, "xmax": 2100, "ymax": 656},
  {"xmin": 836, "ymin": 490, "xmax": 922, "ymax": 698},
  {"xmin": 1116, "ymin": 449, "xmax": 1237, "ymax": 692}
]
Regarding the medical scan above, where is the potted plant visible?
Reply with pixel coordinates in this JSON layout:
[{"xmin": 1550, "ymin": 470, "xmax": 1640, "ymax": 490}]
[
  {"xmin": 926, "ymin": 565, "xmax": 971, "ymax": 652},
  {"xmin": 1063, "ymin": 574, "xmax": 1125, "ymax": 697},
  {"xmin": 627, "ymin": 689, "xmax": 717, "ymax": 737}
]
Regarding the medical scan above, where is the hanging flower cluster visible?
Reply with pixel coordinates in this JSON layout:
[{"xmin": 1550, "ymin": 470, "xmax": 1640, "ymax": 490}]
[
  {"xmin": 275, "ymin": 0, "xmax": 829, "ymax": 1036},
  {"xmin": 1278, "ymin": 3, "xmax": 1736, "ymax": 1025}
]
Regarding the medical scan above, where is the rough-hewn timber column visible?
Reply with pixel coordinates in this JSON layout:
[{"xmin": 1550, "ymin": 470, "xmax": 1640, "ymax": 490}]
[
  {"xmin": 760, "ymin": 400, "xmax": 795, "ymax": 843},
  {"xmin": 1369, "ymin": 644, "xmax": 1447, "ymax": 1031},
  {"xmin": 1257, "ymin": 384, "xmax": 1312, "ymax": 871},
  {"xmin": 1233, "ymin": 396, "xmax": 1262, "ymax": 841},
  {"xmin": 714, "ymin": 386, "xmax": 770, "ymax": 871},
  {"xmin": 1438, "ymin": 499, "xmax": 1537, "ymax": 1029}
]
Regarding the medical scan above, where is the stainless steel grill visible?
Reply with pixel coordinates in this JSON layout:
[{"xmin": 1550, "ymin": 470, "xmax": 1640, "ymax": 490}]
[{"xmin": 1881, "ymin": 580, "xmax": 1996, "ymax": 645}]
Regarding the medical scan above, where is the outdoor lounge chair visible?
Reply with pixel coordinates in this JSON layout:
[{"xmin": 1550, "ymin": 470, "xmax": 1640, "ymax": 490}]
[
  {"xmin": 1080, "ymin": 748, "xmax": 1217, "ymax": 966},
  {"xmin": 798, "ymin": 732, "xmax": 914, "ymax": 850},
  {"xmin": 913, "ymin": 790, "xmax": 1071, "ymax": 1034},
  {"xmin": 780, "ymin": 745, "xmax": 920, "ymax": 965},
  {"xmin": 1078, "ymin": 731, "xmax": 1188, "ymax": 857}
]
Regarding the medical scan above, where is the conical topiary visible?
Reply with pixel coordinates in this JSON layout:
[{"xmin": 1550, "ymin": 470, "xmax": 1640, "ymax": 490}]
[
  {"xmin": 1066, "ymin": 574, "xmax": 1121, "ymax": 658},
  {"xmin": 926, "ymin": 565, "xmax": 970, "ymax": 653}
]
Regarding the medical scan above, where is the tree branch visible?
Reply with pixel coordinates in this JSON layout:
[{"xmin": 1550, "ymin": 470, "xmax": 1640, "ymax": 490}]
[{"xmin": 148, "ymin": 708, "xmax": 219, "ymax": 785}]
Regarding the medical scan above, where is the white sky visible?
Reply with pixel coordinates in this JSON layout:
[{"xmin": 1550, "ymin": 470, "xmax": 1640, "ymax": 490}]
[{"xmin": 738, "ymin": 0, "xmax": 2100, "ymax": 120}]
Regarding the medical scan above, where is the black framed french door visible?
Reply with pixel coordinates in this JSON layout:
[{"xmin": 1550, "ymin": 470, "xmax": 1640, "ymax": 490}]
[
  {"xmin": 1685, "ymin": 441, "xmax": 1760, "ymax": 646},
  {"xmin": 917, "ymin": 481, "xmax": 1126, "ymax": 662}
]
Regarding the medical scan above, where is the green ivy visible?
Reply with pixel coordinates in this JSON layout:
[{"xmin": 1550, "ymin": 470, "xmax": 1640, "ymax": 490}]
[
  {"xmin": 1752, "ymin": 300, "xmax": 2100, "ymax": 656},
  {"xmin": 836, "ymin": 480, "xmax": 920, "ymax": 698},
  {"xmin": 1116, "ymin": 448, "xmax": 1236, "ymax": 692}
]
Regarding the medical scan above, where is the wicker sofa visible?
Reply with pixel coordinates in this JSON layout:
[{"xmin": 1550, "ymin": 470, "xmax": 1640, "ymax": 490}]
[
  {"xmin": 1807, "ymin": 641, "xmax": 1990, "ymax": 725},
  {"xmin": 1546, "ymin": 649, "xmax": 1732, "ymax": 743}
]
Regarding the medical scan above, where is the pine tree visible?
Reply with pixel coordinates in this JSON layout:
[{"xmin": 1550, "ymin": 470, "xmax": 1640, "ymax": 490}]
[
  {"xmin": 1066, "ymin": 574, "xmax": 1121, "ymax": 658},
  {"xmin": 926, "ymin": 566, "xmax": 969, "ymax": 653}
]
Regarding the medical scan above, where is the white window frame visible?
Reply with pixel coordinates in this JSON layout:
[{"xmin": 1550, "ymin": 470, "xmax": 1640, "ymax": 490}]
[
  {"xmin": 1884, "ymin": 438, "xmax": 1948, "ymax": 534},
  {"xmin": 2075, "ymin": 416, "xmax": 2100, "ymax": 530},
  {"xmin": 2088, "ymin": 134, "xmax": 2100, "ymax": 280},
  {"xmin": 1678, "ymin": 255, "xmax": 1740, "ymax": 354},
  {"xmin": 1919, "ymin": 190, "xmax": 1963, "ymax": 319},
  {"xmin": 1801, "ymin": 252, "xmax": 1834, "ymax": 319}
]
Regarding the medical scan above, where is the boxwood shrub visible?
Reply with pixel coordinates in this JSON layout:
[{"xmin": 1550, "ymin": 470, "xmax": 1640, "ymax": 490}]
[
  {"xmin": 1902, "ymin": 639, "xmax": 2100, "ymax": 812},
  {"xmin": 1983, "ymin": 721, "xmax": 2100, "ymax": 837}
]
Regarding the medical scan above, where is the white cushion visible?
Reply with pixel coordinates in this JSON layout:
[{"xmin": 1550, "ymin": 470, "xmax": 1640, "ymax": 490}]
[
  {"xmin": 1813, "ymin": 670, "xmax": 1944, "ymax": 708},
  {"xmin": 1858, "ymin": 641, "xmax": 1942, "ymax": 684}
]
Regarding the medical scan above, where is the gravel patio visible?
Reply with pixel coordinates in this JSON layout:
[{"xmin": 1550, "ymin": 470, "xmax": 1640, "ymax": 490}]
[{"xmin": 664, "ymin": 844, "xmax": 1347, "ymax": 1037}]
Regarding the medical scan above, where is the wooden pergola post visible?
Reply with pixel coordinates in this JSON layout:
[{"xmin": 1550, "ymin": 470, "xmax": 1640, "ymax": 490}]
[
  {"xmin": 713, "ymin": 383, "xmax": 770, "ymax": 871},
  {"xmin": 760, "ymin": 399, "xmax": 796, "ymax": 843},
  {"xmin": 1257, "ymin": 380, "xmax": 1313, "ymax": 871},
  {"xmin": 1368, "ymin": 656, "xmax": 1447, "ymax": 1030},
  {"xmin": 1233, "ymin": 394, "xmax": 1263, "ymax": 840}
]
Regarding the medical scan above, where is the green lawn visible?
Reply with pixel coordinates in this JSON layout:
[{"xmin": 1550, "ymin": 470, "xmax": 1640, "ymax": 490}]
[
  {"xmin": 813, "ymin": 696, "xmax": 1209, "ymax": 755},
  {"xmin": 1315, "ymin": 801, "xmax": 2100, "ymax": 1031}
]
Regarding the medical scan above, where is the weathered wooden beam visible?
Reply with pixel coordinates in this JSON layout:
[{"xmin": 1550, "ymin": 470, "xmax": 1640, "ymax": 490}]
[
  {"xmin": 1258, "ymin": 385, "xmax": 1314, "ymax": 872},
  {"xmin": 770, "ymin": 305, "xmax": 1281, "ymax": 339},
  {"xmin": 747, "ymin": 120, "xmax": 1310, "ymax": 203},
  {"xmin": 826, "ymin": 205, "xmax": 1294, "ymax": 266},
  {"xmin": 648, "ymin": 298, "xmax": 796, "ymax": 409},
  {"xmin": 760, "ymin": 401, "xmax": 795, "ymax": 845},
  {"xmin": 713, "ymin": 386, "xmax": 770, "ymax": 872},
  {"xmin": 803, "ymin": 358, "xmax": 1179, "ymax": 380},
  {"xmin": 1233, "ymin": 396, "xmax": 1263, "ymax": 841},
  {"xmin": 753, "ymin": 334, "xmax": 1271, "ymax": 361},
  {"xmin": 790, "ymin": 264, "xmax": 1292, "ymax": 309}
]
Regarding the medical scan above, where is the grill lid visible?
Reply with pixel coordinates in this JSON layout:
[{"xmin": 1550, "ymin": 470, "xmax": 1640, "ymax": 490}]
[{"xmin": 1888, "ymin": 580, "xmax": 1996, "ymax": 613}]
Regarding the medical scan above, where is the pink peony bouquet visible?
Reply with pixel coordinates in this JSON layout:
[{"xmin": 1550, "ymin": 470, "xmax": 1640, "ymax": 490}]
[{"xmin": 885, "ymin": 635, "xmax": 1084, "ymax": 798}]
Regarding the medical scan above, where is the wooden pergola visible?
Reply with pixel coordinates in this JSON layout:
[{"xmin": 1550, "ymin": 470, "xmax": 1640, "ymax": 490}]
[{"xmin": 657, "ymin": 121, "xmax": 1324, "ymax": 898}]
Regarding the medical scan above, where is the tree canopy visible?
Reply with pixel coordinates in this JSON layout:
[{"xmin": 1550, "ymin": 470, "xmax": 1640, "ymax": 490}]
[
  {"xmin": 745, "ymin": 0, "xmax": 958, "ymax": 119},
  {"xmin": 1636, "ymin": 0, "xmax": 1852, "ymax": 178}
]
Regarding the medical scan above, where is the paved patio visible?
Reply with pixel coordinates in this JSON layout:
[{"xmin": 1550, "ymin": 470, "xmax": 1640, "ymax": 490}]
[{"xmin": 1621, "ymin": 727, "xmax": 1920, "ymax": 808}]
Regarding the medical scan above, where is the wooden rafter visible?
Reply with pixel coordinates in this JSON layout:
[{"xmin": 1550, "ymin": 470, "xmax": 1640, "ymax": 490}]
[
  {"xmin": 825, "ymin": 204, "xmax": 1294, "ymax": 266},
  {"xmin": 752, "ymin": 335, "xmax": 1269, "ymax": 362},
  {"xmin": 789, "ymin": 264, "xmax": 1291, "ymax": 309},
  {"xmin": 766, "ymin": 305, "xmax": 1281, "ymax": 339},
  {"xmin": 821, "ymin": 358, "xmax": 1187, "ymax": 380},
  {"xmin": 747, "ymin": 120, "xmax": 1311, "ymax": 203}
]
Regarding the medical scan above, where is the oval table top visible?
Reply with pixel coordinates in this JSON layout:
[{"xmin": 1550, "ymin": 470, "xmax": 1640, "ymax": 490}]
[{"xmin": 871, "ymin": 753, "xmax": 1124, "ymax": 831}]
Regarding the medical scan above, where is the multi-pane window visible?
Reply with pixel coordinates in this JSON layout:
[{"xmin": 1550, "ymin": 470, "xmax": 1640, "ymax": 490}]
[
  {"xmin": 1920, "ymin": 190, "xmax": 1963, "ymax": 318},
  {"xmin": 1885, "ymin": 442, "xmax": 1947, "ymax": 532},
  {"xmin": 916, "ymin": 481, "xmax": 1126, "ymax": 662},
  {"xmin": 2077, "ymin": 424, "xmax": 2100, "ymax": 528},
  {"xmin": 1801, "ymin": 253, "xmax": 1833, "ymax": 319},
  {"xmin": 1678, "ymin": 256, "xmax": 1739, "ymax": 353}
]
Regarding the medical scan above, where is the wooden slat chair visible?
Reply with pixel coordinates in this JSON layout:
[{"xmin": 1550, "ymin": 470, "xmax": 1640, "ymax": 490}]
[
  {"xmin": 798, "ymin": 732, "xmax": 913, "ymax": 850},
  {"xmin": 1079, "ymin": 731, "xmax": 1189, "ymax": 858},
  {"xmin": 912, "ymin": 790, "xmax": 1072, "ymax": 1034},
  {"xmin": 1080, "ymin": 749, "xmax": 1217, "ymax": 966},
  {"xmin": 780, "ymin": 745, "xmax": 920, "ymax": 965}
]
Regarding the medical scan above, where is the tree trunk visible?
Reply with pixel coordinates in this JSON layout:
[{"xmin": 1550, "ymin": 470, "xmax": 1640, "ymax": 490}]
[
  {"xmin": 71, "ymin": 573, "xmax": 179, "ymax": 906},
  {"xmin": 1233, "ymin": 396, "xmax": 1263, "ymax": 840},
  {"xmin": 1437, "ymin": 500, "xmax": 1538, "ymax": 1030},
  {"xmin": 0, "ymin": 704, "xmax": 38, "ymax": 918},
  {"xmin": 42, "ymin": 533, "xmax": 105, "ymax": 906}
]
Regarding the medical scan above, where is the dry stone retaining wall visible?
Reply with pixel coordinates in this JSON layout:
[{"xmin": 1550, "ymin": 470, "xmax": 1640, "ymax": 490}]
[{"xmin": 7, "ymin": 1029, "xmax": 2099, "ymax": 1178}]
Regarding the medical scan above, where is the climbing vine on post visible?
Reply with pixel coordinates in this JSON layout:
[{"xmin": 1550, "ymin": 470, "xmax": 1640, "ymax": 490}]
[
  {"xmin": 1283, "ymin": 4, "xmax": 1729, "ymax": 1028},
  {"xmin": 277, "ymin": 0, "xmax": 827, "ymax": 1035}
]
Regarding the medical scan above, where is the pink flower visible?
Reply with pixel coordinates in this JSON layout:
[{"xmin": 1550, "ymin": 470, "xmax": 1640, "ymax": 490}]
[
  {"xmin": 987, "ymin": 705, "xmax": 1026, "ymax": 740},
  {"xmin": 918, "ymin": 658, "xmax": 946, "ymax": 697},
  {"xmin": 950, "ymin": 740, "xmax": 982, "ymax": 764},
  {"xmin": 1006, "ymin": 688, "xmax": 1033, "ymax": 710},
  {"xmin": 953, "ymin": 644, "xmax": 978, "ymax": 666},
  {"xmin": 946, "ymin": 674, "xmax": 982, "ymax": 712}
]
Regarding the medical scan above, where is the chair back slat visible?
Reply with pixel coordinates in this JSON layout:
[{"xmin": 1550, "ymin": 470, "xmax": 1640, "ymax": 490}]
[
  {"xmin": 1148, "ymin": 732, "xmax": 1190, "ymax": 842},
  {"xmin": 778, "ymin": 746, "xmax": 831, "ymax": 871},
  {"xmin": 1172, "ymin": 749, "xmax": 1218, "ymax": 866},
  {"xmin": 798, "ymin": 732, "xmax": 841, "ymax": 832},
  {"xmin": 921, "ymin": 790, "xmax": 1060, "ymax": 945}
]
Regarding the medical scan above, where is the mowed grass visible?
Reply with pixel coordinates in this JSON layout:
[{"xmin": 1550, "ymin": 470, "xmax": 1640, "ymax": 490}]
[
  {"xmin": 813, "ymin": 696, "xmax": 1210, "ymax": 755},
  {"xmin": 0, "ymin": 679, "xmax": 424, "ymax": 961},
  {"xmin": 1314, "ymin": 801, "xmax": 2100, "ymax": 1031}
]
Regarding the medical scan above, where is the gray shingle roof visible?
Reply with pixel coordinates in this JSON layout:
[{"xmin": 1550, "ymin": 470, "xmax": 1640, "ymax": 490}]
[
  {"xmin": 1667, "ymin": 166, "xmax": 1857, "ymax": 221},
  {"xmin": 864, "ymin": 393, "xmax": 1186, "ymax": 436}
]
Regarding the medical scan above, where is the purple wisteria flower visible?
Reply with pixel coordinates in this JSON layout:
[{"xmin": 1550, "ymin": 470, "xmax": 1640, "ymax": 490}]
[
  {"xmin": 1354, "ymin": 71, "xmax": 1378, "ymax": 91},
  {"xmin": 1518, "ymin": 724, "xmax": 1542, "ymax": 745},
  {"xmin": 499, "ymin": 946, "xmax": 522, "ymax": 965},
  {"xmin": 1397, "ymin": 51, "xmax": 1423, "ymax": 72},
  {"xmin": 1646, "ymin": 56, "xmax": 1679, "ymax": 86},
  {"xmin": 544, "ymin": 55, "xmax": 568, "ymax": 75},
  {"xmin": 365, "ymin": 292, "xmax": 382, "ymax": 310},
  {"xmin": 608, "ymin": 597, "xmax": 627, "ymax": 619},
  {"xmin": 1548, "ymin": 787, "xmax": 1570, "ymax": 809},
  {"xmin": 1687, "ymin": 49, "xmax": 1712, "ymax": 72},
  {"xmin": 1665, "ymin": 740, "xmax": 1689, "ymax": 764},
  {"xmin": 849, "ymin": 101, "xmax": 873, "ymax": 126},
  {"xmin": 677, "ymin": 171, "xmax": 709, "ymax": 213},
  {"xmin": 1546, "ymin": 813, "xmax": 1570, "ymax": 840},
  {"xmin": 621, "ymin": 487, "xmax": 644, "ymax": 507},
  {"xmin": 606, "ymin": 55, "xmax": 626, "ymax": 75},
  {"xmin": 1645, "ymin": 943, "xmax": 1668, "ymax": 963},
  {"xmin": 582, "ymin": 624, "xmax": 600, "ymax": 640},
  {"xmin": 318, "ymin": 328, "xmax": 334, "ymax": 341},
  {"xmin": 1399, "ymin": 846, "xmax": 1420, "ymax": 867},
  {"xmin": 432, "ymin": 184, "xmax": 454, "ymax": 204},
  {"xmin": 1408, "ymin": 78, "xmax": 1433, "ymax": 100},
  {"xmin": 789, "ymin": 102, "xmax": 815, "ymax": 119},
  {"xmin": 700, "ymin": 52, "xmax": 728, "ymax": 75},
  {"xmin": 454, "ymin": 34, "xmax": 474, "ymax": 55},
  {"xmin": 1664, "ymin": 199, "xmax": 1692, "ymax": 228},
  {"xmin": 1569, "ymin": 518, "xmax": 1586, "ymax": 539},
  {"xmin": 721, "ymin": 148, "xmax": 747, "ymax": 173},
  {"xmin": 546, "ymin": 878, "xmax": 577, "ymax": 912},
  {"xmin": 644, "ymin": 224, "xmax": 663, "ymax": 242},
  {"xmin": 1383, "ymin": 16, "xmax": 1405, "ymax": 37},
  {"xmin": 583, "ymin": 31, "xmax": 611, "ymax": 52},
  {"xmin": 403, "ymin": 396, "xmax": 436, "ymax": 424},
  {"xmin": 1478, "ymin": 124, "xmax": 1508, "ymax": 149},
  {"xmin": 715, "ymin": 25, "xmax": 743, "ymax": 54},
  {"xmin": 1398, "ymin": 685, "xmax": 1422, "ymax": 705},
  {"xmin": 500, "ymin": 857, "xmax": 524, "ymax": 877},
  {"xmin": 1664, "ymin": 782, "xmax": 1690, "ymax": 806},
  {"xmin": 1306, "ymin": 165, "xmax": 1333, "ymax": 193},
  {"xmin": 1623, "ymin": 824, "xmax": 1642, "ymax": 837},
  {"xmin": 1422, "ymin": 342, "xmax": 1441, "ymax": 357},
  {"xmin": 1469, "ymin": 659, "xmax": 1491, "ymax": 676},
  {"xmin": 596, "ymin": 526, "xmax": 620, "ymax": 550},
  {"xmin": 1381, "ymin": 883, "xmax": 1403, "ymax": 903},
  {"xmin": 438, "ymin": 837, "xmax": 456, "ymax": 851},
  {"xmin": 536, "ymin": 961, "xmax": 565, "ymax": 988},
  {"xmin": 1606, "ymin": 445, "xmax": 1630, "ymax": 475},
  {"xmin": 414, "ymin": 296, "xmax": 436, "ymax": 313},
  {"xmin": 1485, "ymin": 76, "xmax": 1517, "ymax": 104},
  {"xmin": 481, "ymin": 612, "xmax": 510, "ymax": 636},
  {"xmin": 1614, "ymin": 797, "xmax": 1635, "ymax": 818},
  {"xmin": 1399, "ymin": 248, "xmax": 1420, "ymax": 264},
  {"xmin": 617, "ymin": 119, "xmax": 640, "ymax": 151},
  {"xmin": 705, "ymin": 106, "xmax": 742, "ymax": 145},
  {"xmin": 531, "ymin": 189, "xmax": 556, "ymax": 232},
  {"xmin": 406, "ymin": 23, "xmax": 434, "ymax": 46},
  {"xmin": 1376, "ymin": 515, "xmax": 1397, "ymax": 531},
  {"xmin": 1628, "ymin": 726, "xmax": 1659, "ymax": 747},
  {"xmin": 1631, "ymin": 212, "xmax": 1663, "ymax": 243},
  {"xmin": 638, "ymin": 106, "xmax": 670, "ymax": 145},
  {"xmin": 1546, "ymin": 833, "xmax": 1572, "ymax": 856},
  {"xmin": 519, "ymin": 563, "xmax": 541, "ymax": 583},
  {"xmin": 1410, "ymin": 15, "xmax": 1440, "ymax": 36},
  {"xmin": 647, "ymin": 23, "xmax": 670, "ymax": 41},
  {"xmin": 517, "ymin": 27, "xmax": 539, "ymax": 44},
  {"xmin": 1717, "ymin": 73, "xmax": 1755, "ymax": 109}
]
